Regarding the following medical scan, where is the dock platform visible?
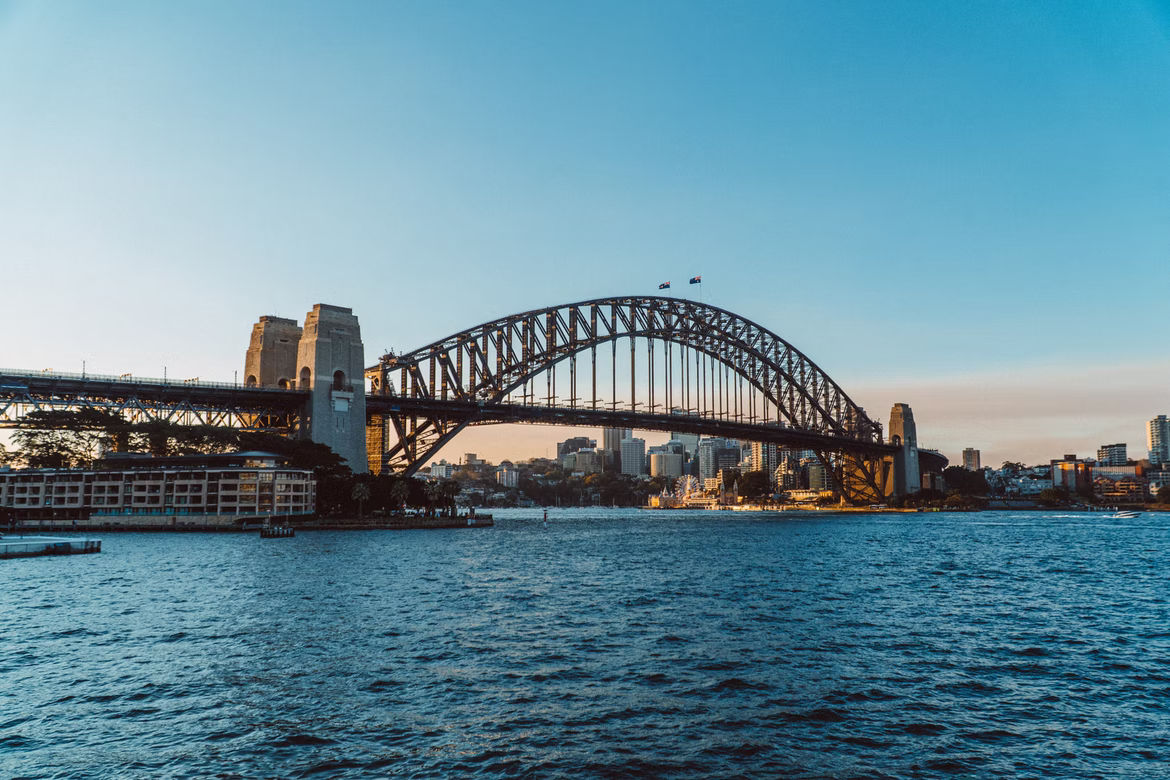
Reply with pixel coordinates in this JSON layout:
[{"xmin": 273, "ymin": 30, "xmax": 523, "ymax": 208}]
[{"xmin": 0, "ymin": 535, "xmax": 102, "ymax": 559}]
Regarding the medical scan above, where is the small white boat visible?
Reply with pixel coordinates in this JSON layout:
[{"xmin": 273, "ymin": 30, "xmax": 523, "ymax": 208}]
[{"xmin": 1111, "ymin": 510, "xmax": 1141, "ymax": 519}]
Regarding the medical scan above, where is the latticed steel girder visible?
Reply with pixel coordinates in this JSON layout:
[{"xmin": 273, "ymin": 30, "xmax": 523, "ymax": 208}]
[
  {"xmin": 0, "ymin": 372, "xmax": 306, "ymax": 433},
  {"xmin": 365, "ymin": 296, "xmax": 891, "ymax": 502}
]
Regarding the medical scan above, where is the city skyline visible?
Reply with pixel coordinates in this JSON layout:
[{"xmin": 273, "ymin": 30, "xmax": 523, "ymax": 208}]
[{"xmin": 2, "ymin": 1, "xmax": 1169, "ymax": 468}]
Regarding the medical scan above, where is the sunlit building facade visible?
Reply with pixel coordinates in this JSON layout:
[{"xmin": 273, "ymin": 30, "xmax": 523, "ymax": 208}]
[{"xmin": 1148, "ymin": 416, "xmax": 1170, "ymax": 466}]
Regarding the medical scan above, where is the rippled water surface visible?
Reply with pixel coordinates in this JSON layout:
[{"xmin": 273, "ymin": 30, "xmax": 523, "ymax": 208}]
[{"xmin": 3, "ymin": 509, "xmax": 1170, "ymax": 778}]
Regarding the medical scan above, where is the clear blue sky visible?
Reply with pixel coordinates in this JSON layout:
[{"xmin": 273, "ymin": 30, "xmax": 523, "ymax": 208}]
[{"xmin": 2, "ymin": 1, "xmax": 1168, "ymax": 465}]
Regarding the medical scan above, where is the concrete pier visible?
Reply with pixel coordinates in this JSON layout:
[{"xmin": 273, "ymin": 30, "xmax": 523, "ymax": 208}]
[{"xmin": 0, "ymin": 536, "xmax": 101, "ymax": 559}]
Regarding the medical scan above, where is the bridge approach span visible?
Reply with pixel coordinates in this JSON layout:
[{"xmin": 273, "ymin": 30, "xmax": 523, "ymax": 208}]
[{"xmin": 0, "ymin": 369, "xmax": 306, "ymax": 432}]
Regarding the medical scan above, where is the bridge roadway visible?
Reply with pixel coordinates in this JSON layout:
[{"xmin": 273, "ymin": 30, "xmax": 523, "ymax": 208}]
[
  {"xmin": 365, "ymin": 395, "xmax": 897, "ymax": 458},
  {"xmin": 0, "ymin": 368, "xmax": 894, "ymax": 456}
]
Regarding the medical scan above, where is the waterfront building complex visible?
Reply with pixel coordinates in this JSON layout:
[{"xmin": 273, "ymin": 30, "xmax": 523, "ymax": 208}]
[{"xmin": 0, "ymin": 452, "xmax": 315, "ymax": 529}]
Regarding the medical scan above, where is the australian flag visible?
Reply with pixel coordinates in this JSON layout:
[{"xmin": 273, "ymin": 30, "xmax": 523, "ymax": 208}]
[
  {"xmin": 689, "ymin": 275, "xmax": 701, "ymax": 284},
  {"xmin": 658, "ymin": 281, "xmax": 671, "ymax": 289}
]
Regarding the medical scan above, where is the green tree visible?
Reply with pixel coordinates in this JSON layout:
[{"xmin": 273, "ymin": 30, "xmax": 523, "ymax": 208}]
[
  {"xmin": 647, "ymin": 475, "xmax": 676, "ymax": 495},
  {"xmin": 390, "ymin": 479, "xmax": 409, "ymax": 510},
  {"xmin": 943, "ymin": 466, "xmax": 990, "ymax": 495},
  {"xmin": 351, "ymin": 482, "xmax": 371, "ymax": 518},
  {"xmin": 1156, "ymin": 485, "xmax": 1170, "ymax": 504},
  {"xmin": 943, "ymin": 493, "xmax": 969, "ymax": 509},
  {"xmin": 439, "ymin": 480, "xmax": 460, "ymax": 516},
  {"xmin": 423, "ymin": 480, "xmax": 443, "ymax": 516},
  {"xmin": 12, "ymin": 409, "xmax": 124, "ymax": 468},
  {"xmin": 1038, "ymin": 486, "xmax": 1070, "ymax": 506},
  {"xmin": 738, "ymin": 470, "xmax": 772, "ymax": 499}
]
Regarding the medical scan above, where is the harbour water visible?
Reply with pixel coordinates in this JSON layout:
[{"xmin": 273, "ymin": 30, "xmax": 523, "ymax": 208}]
[{"xmin": 3, "ymin": 509, "xmax": 1168, "ymax": 777}]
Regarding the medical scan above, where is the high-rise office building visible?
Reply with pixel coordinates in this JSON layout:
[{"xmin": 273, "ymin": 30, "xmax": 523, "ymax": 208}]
[
  {"xmin": 750, "ymin": 442, "xmax": 779, "ymax": 476},
  {"xmin": 962, "ymin": 448, "xmax": 981, "ymax": 471},
  {"xmin": 1096, "ymin": 443, "xmax": 1127, "ymax": 467},
  {"xmin": 601, "ymin": 428, "xmax": 632, "ymax": 471},
  {"xmin": 1148, "ymin": 416, "xmax": 1170, "ymax": 466},
  {"xmin": 649, "ymin": 452, "xmax": 684, "ymax": 478},
  {"xmin": 668, "ymin": 410, "xmax": 700, "ymax": 458},
  {"xmin": 698, "ymin": 438, "xmax": 741, "ymax": 481},
  {"xmin": 620, "ymin": 437, "xmax": 646, "ymax": 476},
  {"xmin": 602, "ymin": 428, "xmax": 631, "ymax": 452},
  {"xmin": 669, "ymin": 433, "xmax": 700, "ymax": 458}
]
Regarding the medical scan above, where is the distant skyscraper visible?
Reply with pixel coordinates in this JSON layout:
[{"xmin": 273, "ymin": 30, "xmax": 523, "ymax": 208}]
[
  {"xmin": 1096, "ymin": 443, "xmax": 1127, "ymax": 467},
  {"xmin": 649, "ymin": 452, "xmax": 684, "ymax": 478},
  {"xmin": 698, "ymin": 439, "xmax": 741, "ymax": 481},
  {"xmin": 669, "ymin": 431, "xmax": 701, "ymax": 459},
  {"xmin": 750, "ymin": 442, "xmax": 779, "ymax": 476},
  {"xmin": 1148, "ymin": 416, "xmax": 1170, "ymax": 466},
  {"xmin": 620, "ymin": 437, "xmax": 646, "ymax": 476},
  {"xmin": 602, "ymin": 427, "xmax": 632, "ymax": 452},
  {"xmin": 962, "ymin": 448, "xmax": 981, "ymax": 471}
]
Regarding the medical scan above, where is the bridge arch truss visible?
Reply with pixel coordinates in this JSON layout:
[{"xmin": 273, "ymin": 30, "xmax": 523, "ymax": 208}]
[{"xmin": 366, "ymin": 296, "xmax": 892, "ymax": 503}]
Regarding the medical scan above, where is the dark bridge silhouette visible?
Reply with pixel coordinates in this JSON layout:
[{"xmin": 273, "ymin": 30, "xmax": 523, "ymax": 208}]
[
  {"xmin": 366, "ymin": 296, "xmax": 895, "ymax": 503},
  {"xmin": 1, "ymin": 296, "xmax": 900, "ymax": 503}
]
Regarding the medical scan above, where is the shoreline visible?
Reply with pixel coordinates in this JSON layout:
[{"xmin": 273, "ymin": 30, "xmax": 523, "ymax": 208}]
[{"xmin": 5, "ymin": 512, "xmax": 495, "ymax": 533}]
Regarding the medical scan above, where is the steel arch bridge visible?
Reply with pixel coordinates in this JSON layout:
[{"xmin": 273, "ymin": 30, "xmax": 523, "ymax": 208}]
[{"xmin": 365, "ymin": 296, "xmax": 896, "ymax": 504}]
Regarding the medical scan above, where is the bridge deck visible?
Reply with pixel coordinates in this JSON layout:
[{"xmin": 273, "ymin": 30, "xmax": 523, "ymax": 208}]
[{"xmin": 367, "ymin": 396, "xmax": 896, "ymax": 456}]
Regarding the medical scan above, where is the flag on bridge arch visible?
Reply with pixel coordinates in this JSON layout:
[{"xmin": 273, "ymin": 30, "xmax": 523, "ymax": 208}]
[
  {"xmin": 689, "ymin": 275, "xmax": 701, "ymax": 284},
  {"xmin": 658, "ymin": 281, "xmax": 671, "ymax": 289}
]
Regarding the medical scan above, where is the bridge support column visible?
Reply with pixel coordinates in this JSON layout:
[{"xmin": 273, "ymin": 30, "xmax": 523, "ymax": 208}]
[
  {"xmin": 886, "ymin": 403, "xmax": 921, "ymax": 498},
  {"xmin": 366, "ymin": 414, "xmax": 387, "ymax": 475},
  {"xmin": 297, "ymin": 304, "xmax": 367, "ymax": 473},
  {"xmin": 835, "ymin": 453, "xmax": 891, "ymax": 505},
  {"xmin": 244, "ymin": 316, "xmax": 302, "ymax": 389}
]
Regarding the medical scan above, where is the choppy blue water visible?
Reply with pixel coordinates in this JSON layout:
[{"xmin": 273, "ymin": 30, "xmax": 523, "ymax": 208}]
[{"xmin": 3, "ymin": 509, "xmax": 1169, "ymax": 778}]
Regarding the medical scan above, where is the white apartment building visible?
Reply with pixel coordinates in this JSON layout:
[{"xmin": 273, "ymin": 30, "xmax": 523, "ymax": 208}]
[
  {"xmin": 1148, "ymin": 416, "xmax": 1170, "ymax": 466},
  {"xmin": 620, "ymin": 437, "xmax": 646, "ymax": 476},
  {"xmin": 0, "ymin": 452, "xmax": 315, "ymax": 529}
]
